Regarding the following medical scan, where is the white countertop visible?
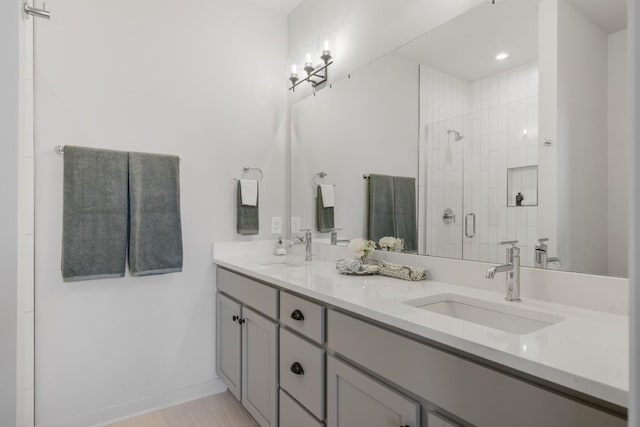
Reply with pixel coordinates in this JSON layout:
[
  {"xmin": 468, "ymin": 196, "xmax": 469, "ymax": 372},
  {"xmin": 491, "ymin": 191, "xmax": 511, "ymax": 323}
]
[{"xmin": 213, "ymin": 251, "xmax": 629, "ymax": 408}]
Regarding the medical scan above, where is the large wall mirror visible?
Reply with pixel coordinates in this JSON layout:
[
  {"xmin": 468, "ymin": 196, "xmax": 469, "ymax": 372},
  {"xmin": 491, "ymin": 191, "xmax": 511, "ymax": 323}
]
[{"xmin": 290, "ymin": 0, "xmax": 629, "ymax": 278}]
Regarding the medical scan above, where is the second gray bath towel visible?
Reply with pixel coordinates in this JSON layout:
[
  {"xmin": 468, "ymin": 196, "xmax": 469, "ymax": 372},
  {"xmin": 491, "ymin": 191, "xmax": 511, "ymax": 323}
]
[
  {"xmin": 128, "ymin": 152, "xmax": 183, "ymax": 276},
  {"xmin": 368, "ymin": 174, "xmax": 395, "ymax": 243},
  {"xmin": 62, "ymin": 146, "xmax": 129, "ymax": 282},
  {"xmin": 393, "ymin": 176, "xmax": 417, "ymax": 252}
]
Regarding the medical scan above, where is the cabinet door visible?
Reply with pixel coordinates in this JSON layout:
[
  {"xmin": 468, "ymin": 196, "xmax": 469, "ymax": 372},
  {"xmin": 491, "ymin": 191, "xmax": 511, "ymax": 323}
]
[
  {"xmin": 242, "ymin": 307, "xmax": 278, "ymax": 427},
  {"xmin": 427, "ymin": 412, "xmax": 462, "ymax": 427},
  {"xmin": 216, "ymin": 293, "xmax": 241, "ymax": 400},
  {"xmin": 327, "ymin": 356, "xmax": 419, "ymax": 427}
]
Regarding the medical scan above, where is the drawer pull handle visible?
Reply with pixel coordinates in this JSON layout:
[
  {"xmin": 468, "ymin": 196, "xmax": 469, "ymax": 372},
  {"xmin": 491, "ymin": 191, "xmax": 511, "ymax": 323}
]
[
  {"xmin": 290, "ymin": 309, "xmax": 305, "ymax": 321},
  {"xmin": 290, "ymin": 362, "xmax": 305, "ymax": 375},
  {"xmin": 232, "ymin": 315, "xmax": 239, "ymax": 322}
]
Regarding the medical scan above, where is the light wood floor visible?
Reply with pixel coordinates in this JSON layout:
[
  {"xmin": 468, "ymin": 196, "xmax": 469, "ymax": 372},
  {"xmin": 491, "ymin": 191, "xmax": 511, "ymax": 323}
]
[{"xmin": 106, "ymin": 391, "xmax": 259, "ymax": 427}]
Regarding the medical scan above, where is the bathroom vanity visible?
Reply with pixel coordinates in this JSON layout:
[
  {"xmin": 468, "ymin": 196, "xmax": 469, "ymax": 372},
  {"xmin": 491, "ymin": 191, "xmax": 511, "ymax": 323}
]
[{"xmin": 213, "ymin": 245, "xmax": 627, "ymax": 427}]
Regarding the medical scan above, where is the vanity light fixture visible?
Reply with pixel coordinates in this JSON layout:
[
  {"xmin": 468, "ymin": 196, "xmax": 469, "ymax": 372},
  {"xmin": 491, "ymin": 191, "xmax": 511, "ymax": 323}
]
[
  {"xmin": 495, "ymin": 52, "xmax": 509, "ymax": 61},
  {"xmin": 289, "ymin": 40, "xmax": 334, "ymax": 92}
]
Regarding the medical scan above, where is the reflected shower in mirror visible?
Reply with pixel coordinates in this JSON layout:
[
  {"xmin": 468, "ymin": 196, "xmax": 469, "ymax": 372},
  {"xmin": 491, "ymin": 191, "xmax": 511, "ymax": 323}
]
[{"xmin": 290, "ymin": 0, "xmax": 629, "ymax": 277}]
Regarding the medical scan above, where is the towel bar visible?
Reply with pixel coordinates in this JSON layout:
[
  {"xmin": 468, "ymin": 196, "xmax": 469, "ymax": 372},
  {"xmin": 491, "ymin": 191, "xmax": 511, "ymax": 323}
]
[{"xmin": 54, "ymin": 145, "xmax": 181, "ymax": 161}]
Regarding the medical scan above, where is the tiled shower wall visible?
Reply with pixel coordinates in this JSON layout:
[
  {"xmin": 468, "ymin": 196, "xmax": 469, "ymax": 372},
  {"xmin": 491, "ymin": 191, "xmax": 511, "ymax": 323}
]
[
  {"xmin": 422, "ymin": 62, "xmax": 540, "ymax": 266},
  {"xmin": 421, "ymin": 67, "xmax": 470, "ymax": 257}
]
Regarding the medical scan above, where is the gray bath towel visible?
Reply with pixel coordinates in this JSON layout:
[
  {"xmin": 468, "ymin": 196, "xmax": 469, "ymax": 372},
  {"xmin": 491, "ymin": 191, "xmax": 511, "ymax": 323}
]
[
  {"xmin": 367, "ymin": 174, "xmax": 417, "ymax": 252},
  {"xmin": 316, "ymin": 185, "xmax": 334, "ymax": 232},
  {"xmin": 128, "ymin": 152, "xmax": 183, "ymax": 276},
  {"xmin": 62, "ymin": 146, "xmax": 129, "ymax": 282},
  {"xmin": 367, "ymin": 174, "xmax": 395, "ymax": 243},
  {"xmin": 237, "ymin": 182, "xmax": 259, "ymax": 235},
  {"xmin": 393, "ymin": 176, "xmax": 417, "ymax": 252}
]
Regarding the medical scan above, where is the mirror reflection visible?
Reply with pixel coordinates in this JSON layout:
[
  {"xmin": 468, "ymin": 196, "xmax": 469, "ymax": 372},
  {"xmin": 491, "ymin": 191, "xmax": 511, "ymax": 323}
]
[{"xmin": 290, "ymin": 0, "xmax": 629, "ymax": 278}]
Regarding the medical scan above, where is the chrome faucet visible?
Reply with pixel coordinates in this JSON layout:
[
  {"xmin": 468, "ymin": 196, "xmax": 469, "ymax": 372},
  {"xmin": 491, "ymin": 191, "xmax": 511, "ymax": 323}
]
[
  {"xmin": 534, "ymin": 238, "xmax": 560, "ymax": 269},
  {"xmin": 486, "ymin": 240, "xmax": 521, "ymax": 302},
  {"xmin": 329, "ymin": 228, "xmax": 349, "ymax": 246},
  {"xmin": 295, "ymin": 229, "xmax": 313, "ymax": 261}
]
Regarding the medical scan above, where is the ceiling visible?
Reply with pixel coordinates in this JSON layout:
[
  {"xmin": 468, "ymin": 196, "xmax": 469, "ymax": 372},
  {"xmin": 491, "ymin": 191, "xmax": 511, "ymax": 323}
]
[
  {"xmin": 394, "ymin": 0, "xmax": 540, "ymax": 82},
  {"xmin": 564, "ymin": 0, "xmax": 627, "ymax": 34},
  {"xmin": 248, "ymin": 0, "xmax": 302, "ymax": 14}
]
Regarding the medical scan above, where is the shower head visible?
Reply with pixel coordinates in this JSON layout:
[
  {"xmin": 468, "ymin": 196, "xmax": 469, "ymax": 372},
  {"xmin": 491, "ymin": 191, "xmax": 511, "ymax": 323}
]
[{"xmin": 447, "ymin": 129, "xmax": 464, "ymax": 141}]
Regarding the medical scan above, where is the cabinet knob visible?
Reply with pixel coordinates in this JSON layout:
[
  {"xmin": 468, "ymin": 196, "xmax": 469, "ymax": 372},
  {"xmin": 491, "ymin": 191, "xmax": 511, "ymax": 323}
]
[
  {"xmin": 290, "ymin": 362, "xmax": 305, "ymax": 375},
  {"xmin": 290, "ymin": 309, "xmax": 305, "ymax": 321},
  {"xmin": 238, "ymin": 318, "xmax": 245, "ymax": 325},
  {"xmin": 232, "ymin": 315, "xmax": 239, "ymax": 322}
]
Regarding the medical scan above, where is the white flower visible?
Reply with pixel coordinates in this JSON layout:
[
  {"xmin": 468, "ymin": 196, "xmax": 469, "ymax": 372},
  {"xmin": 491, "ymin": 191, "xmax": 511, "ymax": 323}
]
[
  {"xmin": 348, "ymin": 238, "xmax": 375, "ymax": 259},
  {"xmin": 378, "ymin": 236, "xmax": 404, "ymax": 252}
]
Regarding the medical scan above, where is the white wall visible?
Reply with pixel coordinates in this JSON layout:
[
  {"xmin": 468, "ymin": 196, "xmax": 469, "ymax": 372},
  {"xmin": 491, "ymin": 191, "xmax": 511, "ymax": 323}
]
[
  {"xmin": 631, "ymin": 0, "xmax": 640, "ymax": 423},
  {"xmin": 17, "ymin": 6, "xmax": 35, "ymax": 426},
  {"xmin": 0, "ymin": 0, "xmax": 19, "ymax": 425},
  {"xmin": 290, "ymin": 54, "xmax": 419, "ymax": 241},
  {"xmin": 34, "ymin": 1, "xmax": 287, "ymax": 426},
  {"xmin": 537, "ymin": 0, "xmax": 560, "ymax": 264},
  {"xmin": 287, "ymin": 0, "xmax": 485, "ymax": 103},
  {"xmin": 556, "ymin": 0, "xmax": 609, "ymax": 275},
  {"xmin": 607, "ymin": 29, "xmax": 629, "ymax": 278}
]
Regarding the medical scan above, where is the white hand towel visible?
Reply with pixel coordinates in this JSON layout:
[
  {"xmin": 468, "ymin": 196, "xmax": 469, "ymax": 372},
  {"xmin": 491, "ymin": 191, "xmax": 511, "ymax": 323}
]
[
  {"xmin": 240, "ymin": 179, "xmax": 258, "ymax": 206},
  {"xmin": 320, "ymin": 184, "xmax": 335, "ymax": 208}
]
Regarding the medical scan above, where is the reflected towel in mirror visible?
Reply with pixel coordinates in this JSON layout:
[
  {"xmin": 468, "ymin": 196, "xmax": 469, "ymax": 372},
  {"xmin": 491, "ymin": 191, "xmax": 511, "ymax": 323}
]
[
  {"xmin": 317, "ymin": 185, "xmax": 335, "ymax": 232},
  {"xmin": 237, "ymin": 181, "xmax": 259, "ymax": 235},
  {"xmin": 240, "ymin": 179, "xmax": 258, "ymax": 206},
  {"xmin": 320, "ymin": 184, "xmax": 335, "ymax": 207}
]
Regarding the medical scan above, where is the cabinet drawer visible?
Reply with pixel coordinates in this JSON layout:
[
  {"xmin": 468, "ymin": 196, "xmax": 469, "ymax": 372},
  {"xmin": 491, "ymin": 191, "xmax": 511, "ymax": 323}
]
[
  {"xmin": 279, "ymin": 328, "xmax": 325, "ymax": 420},
  {"xmin": 216, "ymin": 268, "xmax": 277, "ymax": 319},
  {"xmin": 279, "ymin": 390, "xmax": 323, "ymax": 427},
  {"xmin": 280, "ymin": 291, "xmax": 325, "ymax": 344}
]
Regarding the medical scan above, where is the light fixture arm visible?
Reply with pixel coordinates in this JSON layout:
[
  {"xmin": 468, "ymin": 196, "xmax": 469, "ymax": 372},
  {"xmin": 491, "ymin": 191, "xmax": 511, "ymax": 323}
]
[{"xmin": 289, "ymin": 61, "xmax": 333, "ymax": 92}]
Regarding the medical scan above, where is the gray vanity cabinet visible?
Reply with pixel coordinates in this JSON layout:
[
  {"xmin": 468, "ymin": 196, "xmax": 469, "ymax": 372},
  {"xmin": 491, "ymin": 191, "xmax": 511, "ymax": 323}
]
[
  {"xmin": 241, "ymin": 307, "xmax": 278, "ymax": 427},
  {"xmin": 216, "ymin": 268, "xmax": 279, "ymax": 427},
  {"xmin": 327, "ymin": 355, "xmax": 420, "ymax": 427},
  {"xmin": 426, "ymin": 413, "xmax": 461, "ymax": 427},
  {"xmin": 215, "ymin": 293, "xmax": 242, "ymax": 400}
]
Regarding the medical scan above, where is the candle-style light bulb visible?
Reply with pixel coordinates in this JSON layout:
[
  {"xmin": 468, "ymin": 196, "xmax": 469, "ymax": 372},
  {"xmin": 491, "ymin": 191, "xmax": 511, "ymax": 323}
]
[
  {"xmin": 304, "ymin": 53, "xmax": 314, "ymax": 75},
  {"xmin": 289, "ymin": 63, "xmax": 299, "ymax": 89},
  {"xmin": 321, "ymin": 39, "xmax": 332, "ymax": 64}
]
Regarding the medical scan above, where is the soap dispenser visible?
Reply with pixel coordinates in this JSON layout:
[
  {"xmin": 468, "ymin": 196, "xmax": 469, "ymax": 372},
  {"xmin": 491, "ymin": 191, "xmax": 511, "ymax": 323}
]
[{"xmin": 274, "ymin": 237, "xmax": 288, "ymax": 256}]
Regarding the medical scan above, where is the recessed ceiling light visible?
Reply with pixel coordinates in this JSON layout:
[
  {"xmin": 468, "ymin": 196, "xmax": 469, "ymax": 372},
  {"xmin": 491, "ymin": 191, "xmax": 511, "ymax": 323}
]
[{"xmin": 495, "ymin": 52, "xmax": 509, "ymax": 61}]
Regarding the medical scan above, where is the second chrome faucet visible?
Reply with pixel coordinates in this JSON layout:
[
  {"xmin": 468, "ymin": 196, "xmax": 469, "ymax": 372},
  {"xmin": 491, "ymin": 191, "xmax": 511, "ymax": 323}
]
[{"xmin": 486, "ymin": 240, "xmax": 521, "ymax": 302}]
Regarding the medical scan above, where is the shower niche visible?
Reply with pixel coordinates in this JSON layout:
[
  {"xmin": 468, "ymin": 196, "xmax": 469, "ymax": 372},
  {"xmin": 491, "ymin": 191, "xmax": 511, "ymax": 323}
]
[{"xmin": 507, "ymin": 165, "xmax": 538, "ymax": 207}]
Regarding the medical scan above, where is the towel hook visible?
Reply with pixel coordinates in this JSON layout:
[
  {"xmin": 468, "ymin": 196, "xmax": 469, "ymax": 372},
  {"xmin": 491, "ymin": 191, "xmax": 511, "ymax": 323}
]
[
  {"xmin": 233, "ymin": 166, "xmax": 263, "ymax": 183},
  {"xmin": 313, "ymin": 171, "xmax": 336, "ymax": 187},
  {"xmin": 313, "ymin": 171, "xmax": 328, "ymax": 186}
]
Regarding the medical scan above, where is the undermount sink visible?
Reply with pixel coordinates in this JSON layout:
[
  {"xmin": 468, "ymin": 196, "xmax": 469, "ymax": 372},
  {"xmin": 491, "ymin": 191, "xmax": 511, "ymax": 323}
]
[
  {"xmin": 404, "ymin": 293, "xmax": 563, "ymax": 334},
  {"xmin": 259, "ymin": 260, "xmax": 306, "ymax": 268}
]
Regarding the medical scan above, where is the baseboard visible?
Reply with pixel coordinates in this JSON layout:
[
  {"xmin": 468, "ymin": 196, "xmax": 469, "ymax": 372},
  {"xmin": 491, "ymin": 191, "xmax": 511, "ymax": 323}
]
[{"xmin": 37, "ymin": 378, "xmax": 227, "ymax": 427}]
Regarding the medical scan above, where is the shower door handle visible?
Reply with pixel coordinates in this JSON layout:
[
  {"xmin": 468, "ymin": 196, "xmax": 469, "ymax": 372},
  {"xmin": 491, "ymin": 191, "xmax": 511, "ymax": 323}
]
[{"xmin": 465, "ymin": 213, "xmax": 476, "ymax": 238}]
